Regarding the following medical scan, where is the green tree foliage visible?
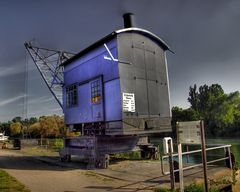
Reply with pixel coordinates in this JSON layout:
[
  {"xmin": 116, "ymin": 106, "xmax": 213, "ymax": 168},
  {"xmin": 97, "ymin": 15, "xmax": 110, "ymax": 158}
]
[
  {"xmin": 54, "ymin": 115, "xmax": 66, "ymax": 136},
  {"xmin": 188, "ymin": 84, "xmax": 199, "ymax": 111},
  {"xmin": 213, "ymin": 91, "xmax": 240, "ymax": 136},
  {"xmin": 28, "ymin": 117, "xmax": 38, "ymax": 124},
  {"xmin": 25, "ymin": 115, "xmax": 65, "ymax": 138},
  {"xmin": 10, "ymin": 122, "xmax": 22, "ymax": 137},
  {"xmin": 172, "ymin": 106, "xmax": 199, "ymax": 135},
  {"xmin": 0, "ymin": 122, "xmax": 11, "ymax": 135},
  {"xmin": 12, "ymin": 116, "xmax": 22, "ymax": 123},
  {"xmin": 0, "ymin": 115, "xmax": 66, "ymax": 139},
  {"xmin": 39, "ymin": 116, "xmax": 61, "ymax": 138},
  {"xmin": 29, "ymin": 122, "xmax": 41, "ymax": 138},
  {"xmin": 188, "ymin": 84, "xmax": 225, "ymax": 116},
  {"xmin": 186, "ymin": 84, "xmax": 240, "ymax": 137},
  {"xmin": 172, "ymin": 106, "xmax": 199, "ymax": 122}
]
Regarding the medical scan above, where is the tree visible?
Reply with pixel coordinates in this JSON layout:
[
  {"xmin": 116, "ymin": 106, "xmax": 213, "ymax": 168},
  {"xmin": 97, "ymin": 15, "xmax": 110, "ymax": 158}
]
[
  {"xmin": 171, "ymin": 106, "xmax": 199, "ymax": 136},
  {"xmin": 187, "ymin": 84, "xmax": 240, "ymax": 137},
  {"xmin": 212, "ymin": 91, "xmax": 240, "ymax": 136},
  {"xmin": 188, "ymin": 84, "xmax": 198, "ymax": 111},
  {"xmin": 10, "ymin": 122, "xmax": 22, "ymax": 137},
  {"xmin": 29, "ymin": 117, "xmax": 38, "ymax": 125},
  {"xmin": 54, "ymin": 115, "xmax": 66, "ymax": 137},
  {"xmin": 12, "ymin": 116, "xmax": 22, "ymax": 123},
  {"xmin": 39, "ymin": 116, "xmax": 63, "ymax": 138},
  {"xmin": 188, "ymin": 84, "xmax": 224, "ymax": 117},
  {"xmin": 0, "ymin": 115, "xmax": 66, "ymax": 138},
  {"xmin": 0, "ymin": 122, "xmax": 11, "ymax": 136},
  {"xmin": 29, "ymin": 122, "xmax": 41, "ymax": 138},
  {"xmin": 172, "ymin": 106, "xmax": 199, "ymax": 122},
  {"xmin": 21, "ymin": 117, "xmax": 39, "ymax": 138}
]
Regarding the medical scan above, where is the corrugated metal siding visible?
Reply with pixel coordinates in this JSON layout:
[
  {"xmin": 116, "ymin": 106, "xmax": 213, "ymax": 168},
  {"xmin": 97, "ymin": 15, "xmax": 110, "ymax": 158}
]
[{"xmin": 117, "ymin": 32, "xmax": 171, "ymax": 134}]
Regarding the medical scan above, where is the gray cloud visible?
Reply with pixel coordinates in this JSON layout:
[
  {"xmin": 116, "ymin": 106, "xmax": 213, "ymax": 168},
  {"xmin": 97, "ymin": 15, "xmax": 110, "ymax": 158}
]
[
  {"xmin": 0, "ymin": 65, "xmax": 24, "ymax": 78},
  {"xmin": 0, "ymin": 0, "xmax": 240, "ymax": 121},
  {"xmin": 0, "ymin": 95, "xmax": 25, "ymax": 107}
]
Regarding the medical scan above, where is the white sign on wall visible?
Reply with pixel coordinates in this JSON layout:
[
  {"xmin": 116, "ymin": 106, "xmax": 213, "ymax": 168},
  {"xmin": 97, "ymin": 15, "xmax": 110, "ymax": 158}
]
[{"xmin": 122, "ymin": 93, "xmax": 135, "ymax": 112}]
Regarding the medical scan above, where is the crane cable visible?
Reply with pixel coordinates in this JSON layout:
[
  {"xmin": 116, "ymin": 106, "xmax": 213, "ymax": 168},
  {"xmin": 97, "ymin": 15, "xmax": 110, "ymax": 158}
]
[{"xmin": 23, "ymin": 49, "xmax": 29, "ymax": 138}]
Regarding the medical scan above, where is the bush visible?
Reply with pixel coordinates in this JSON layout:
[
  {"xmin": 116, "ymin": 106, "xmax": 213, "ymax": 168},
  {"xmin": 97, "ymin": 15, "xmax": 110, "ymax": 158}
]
[
  {"xmin": 54, "ymin": 138, "xmax": 64, "ymax": 149},
  {"xmin": 184, "ymin": 183, "xmax": 204, "ymax": 192},
  {"xmin": 111, "ymin": 151, "xmax": 141, "ymax": 160},
  {"xmin": 154, "ymin": 188, "xmax": 175, "ymax": 192}
]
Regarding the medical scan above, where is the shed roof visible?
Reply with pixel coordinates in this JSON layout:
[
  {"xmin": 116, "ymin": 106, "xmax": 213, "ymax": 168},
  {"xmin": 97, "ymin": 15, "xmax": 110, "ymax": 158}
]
[{"xmin": 62, "ymin": 27, "xmax": 171, "ymax": 66}]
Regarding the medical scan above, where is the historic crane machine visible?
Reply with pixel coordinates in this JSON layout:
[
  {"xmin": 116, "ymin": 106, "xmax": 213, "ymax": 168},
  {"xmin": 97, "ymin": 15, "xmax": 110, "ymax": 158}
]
[{"xmin": 25, "ymin": 13, "xmax": 172, "ymax": 168}]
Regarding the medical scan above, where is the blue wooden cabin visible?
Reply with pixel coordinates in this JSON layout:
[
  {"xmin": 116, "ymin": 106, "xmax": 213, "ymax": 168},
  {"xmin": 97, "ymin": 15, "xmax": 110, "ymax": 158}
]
[{"xmin": 62, "ymin": 14, "xmax": 172, "ymax": 136}]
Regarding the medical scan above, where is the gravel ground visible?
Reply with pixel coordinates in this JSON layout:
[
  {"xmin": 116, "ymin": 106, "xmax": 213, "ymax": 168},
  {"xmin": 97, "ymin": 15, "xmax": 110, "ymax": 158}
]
[
  {"xmin": 0, "ymin": 149, "xmax": 159, "ymax": 192},
  {"xmin": 0, "ymin": 147, "xmax": 235, "ymax": 192}
]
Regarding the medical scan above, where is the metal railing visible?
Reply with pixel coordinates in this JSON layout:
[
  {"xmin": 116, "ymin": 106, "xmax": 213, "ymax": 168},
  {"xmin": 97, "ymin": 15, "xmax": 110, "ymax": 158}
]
[{"xmin": 161, "ymin": 144, "xmax": 232, "ymax": 175}]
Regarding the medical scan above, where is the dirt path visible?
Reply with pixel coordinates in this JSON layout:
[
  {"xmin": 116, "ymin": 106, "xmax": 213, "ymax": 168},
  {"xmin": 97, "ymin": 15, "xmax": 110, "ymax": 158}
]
[
  {"xmin": 0, "ymin": 149, "xmax": 120, "ymax": 192},
  {"xmin": 0, "ymin": 149, "xmax": 161, "ymax": 192},
  {"xmin": 0, "ymin": 148, "xmax": 234, "ymax": 192}
]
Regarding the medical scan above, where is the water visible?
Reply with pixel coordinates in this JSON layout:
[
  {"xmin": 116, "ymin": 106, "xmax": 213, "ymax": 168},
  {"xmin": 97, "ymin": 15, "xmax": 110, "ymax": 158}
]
[
  {"xmin": 150, "ymin": 137, "xmax": 240, "ymax": 165},
  {"xmin": 207, "ymin": 139, "xmax": 240, "ymax": 165}
]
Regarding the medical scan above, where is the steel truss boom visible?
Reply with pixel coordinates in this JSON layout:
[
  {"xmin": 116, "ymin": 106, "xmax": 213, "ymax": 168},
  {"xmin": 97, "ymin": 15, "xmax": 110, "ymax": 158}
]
[{"xmin": 24, "ymin": 42, "xmax": 75, "ymax": 108}]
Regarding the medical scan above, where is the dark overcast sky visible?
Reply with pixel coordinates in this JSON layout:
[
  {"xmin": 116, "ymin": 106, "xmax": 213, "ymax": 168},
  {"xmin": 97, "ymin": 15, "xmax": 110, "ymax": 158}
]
[{"xmin": 0, "ymin": 0, "xmax": 240, "ymax": 121}]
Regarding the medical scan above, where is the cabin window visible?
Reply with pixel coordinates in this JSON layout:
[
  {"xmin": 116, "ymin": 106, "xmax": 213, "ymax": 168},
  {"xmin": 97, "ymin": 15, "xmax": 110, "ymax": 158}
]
[
  {"xmin": 91, "ymin": 80, "xmax": 101, "ymax": 104},
  {"xmin": 66, "ymin": 84, "xmax": 77, "ymax": 107}
]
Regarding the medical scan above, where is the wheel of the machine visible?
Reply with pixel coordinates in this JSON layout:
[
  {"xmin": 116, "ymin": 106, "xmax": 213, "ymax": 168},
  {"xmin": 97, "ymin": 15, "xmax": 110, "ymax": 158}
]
[
  {"xmin": 149, "ymin": 146, "xmax": 159, "ymax": 160},
  {"xmin": 60, "ymin": 156, "xmax": 66, "ymax": 162},
  {"xmin": 60, "ymin": 154, "xmax": 70, "ymax": 162},
  {"xmin": 140, "ymin": 150, "xmax": 148, "ymax": 159},
  {"xmin": 66, "ymin": 154, "xmax": 71, "ymax": 162},
  {"xmin": 87, "ymin": 157, "xmax": 96, "ymax": 169},
  {"xmin": 95, "ymin": 154, "xmax": 109, "ymax": 169},
  {"xmin": 102, "ymin": 154, "xmax": 110, "ymax": 169},
  {"xmin": 140, "ymin": 145, "xmax": 159, "ymax": 160},
  {"xmin": 95, "ymin": 159, "xmax": 101, "ymax": 168}
]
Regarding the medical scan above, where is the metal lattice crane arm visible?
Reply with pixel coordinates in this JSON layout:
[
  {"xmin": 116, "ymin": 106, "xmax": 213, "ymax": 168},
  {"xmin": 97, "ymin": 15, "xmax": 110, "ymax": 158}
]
[{"xmin": 24, "ymin": 42, "xmax": 75, "ymax": 109}]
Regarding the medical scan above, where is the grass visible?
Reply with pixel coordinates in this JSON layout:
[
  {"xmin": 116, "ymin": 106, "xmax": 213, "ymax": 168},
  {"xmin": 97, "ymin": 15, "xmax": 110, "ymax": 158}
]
[
  {"xmin": 10, "ymin": 138, "xmax": 63, "ymax": 157},
  {"xmin": 111, "ymin": 151, "xmax": 142, "ymax": 160},
  {"xmin": 0, "ymin": 169, "xmax": 30, "ymax": 192},
  {"xmin": 54, "ymin": 138, "xmax": 64, "ymax": 150},
  {"xmin": 20, "ymin": 146, "xmax": 59, "ymax": 157},
  {"xmin": 154, "ymin": 183, "xmax": 220, "ymax": 192}
]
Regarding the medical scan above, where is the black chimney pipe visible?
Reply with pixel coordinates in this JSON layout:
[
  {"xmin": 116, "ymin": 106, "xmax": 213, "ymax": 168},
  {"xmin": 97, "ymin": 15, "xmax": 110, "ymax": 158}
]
[{"xmin": 123, "ymin": 13, "xmax": 135, "ymax": 28}]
